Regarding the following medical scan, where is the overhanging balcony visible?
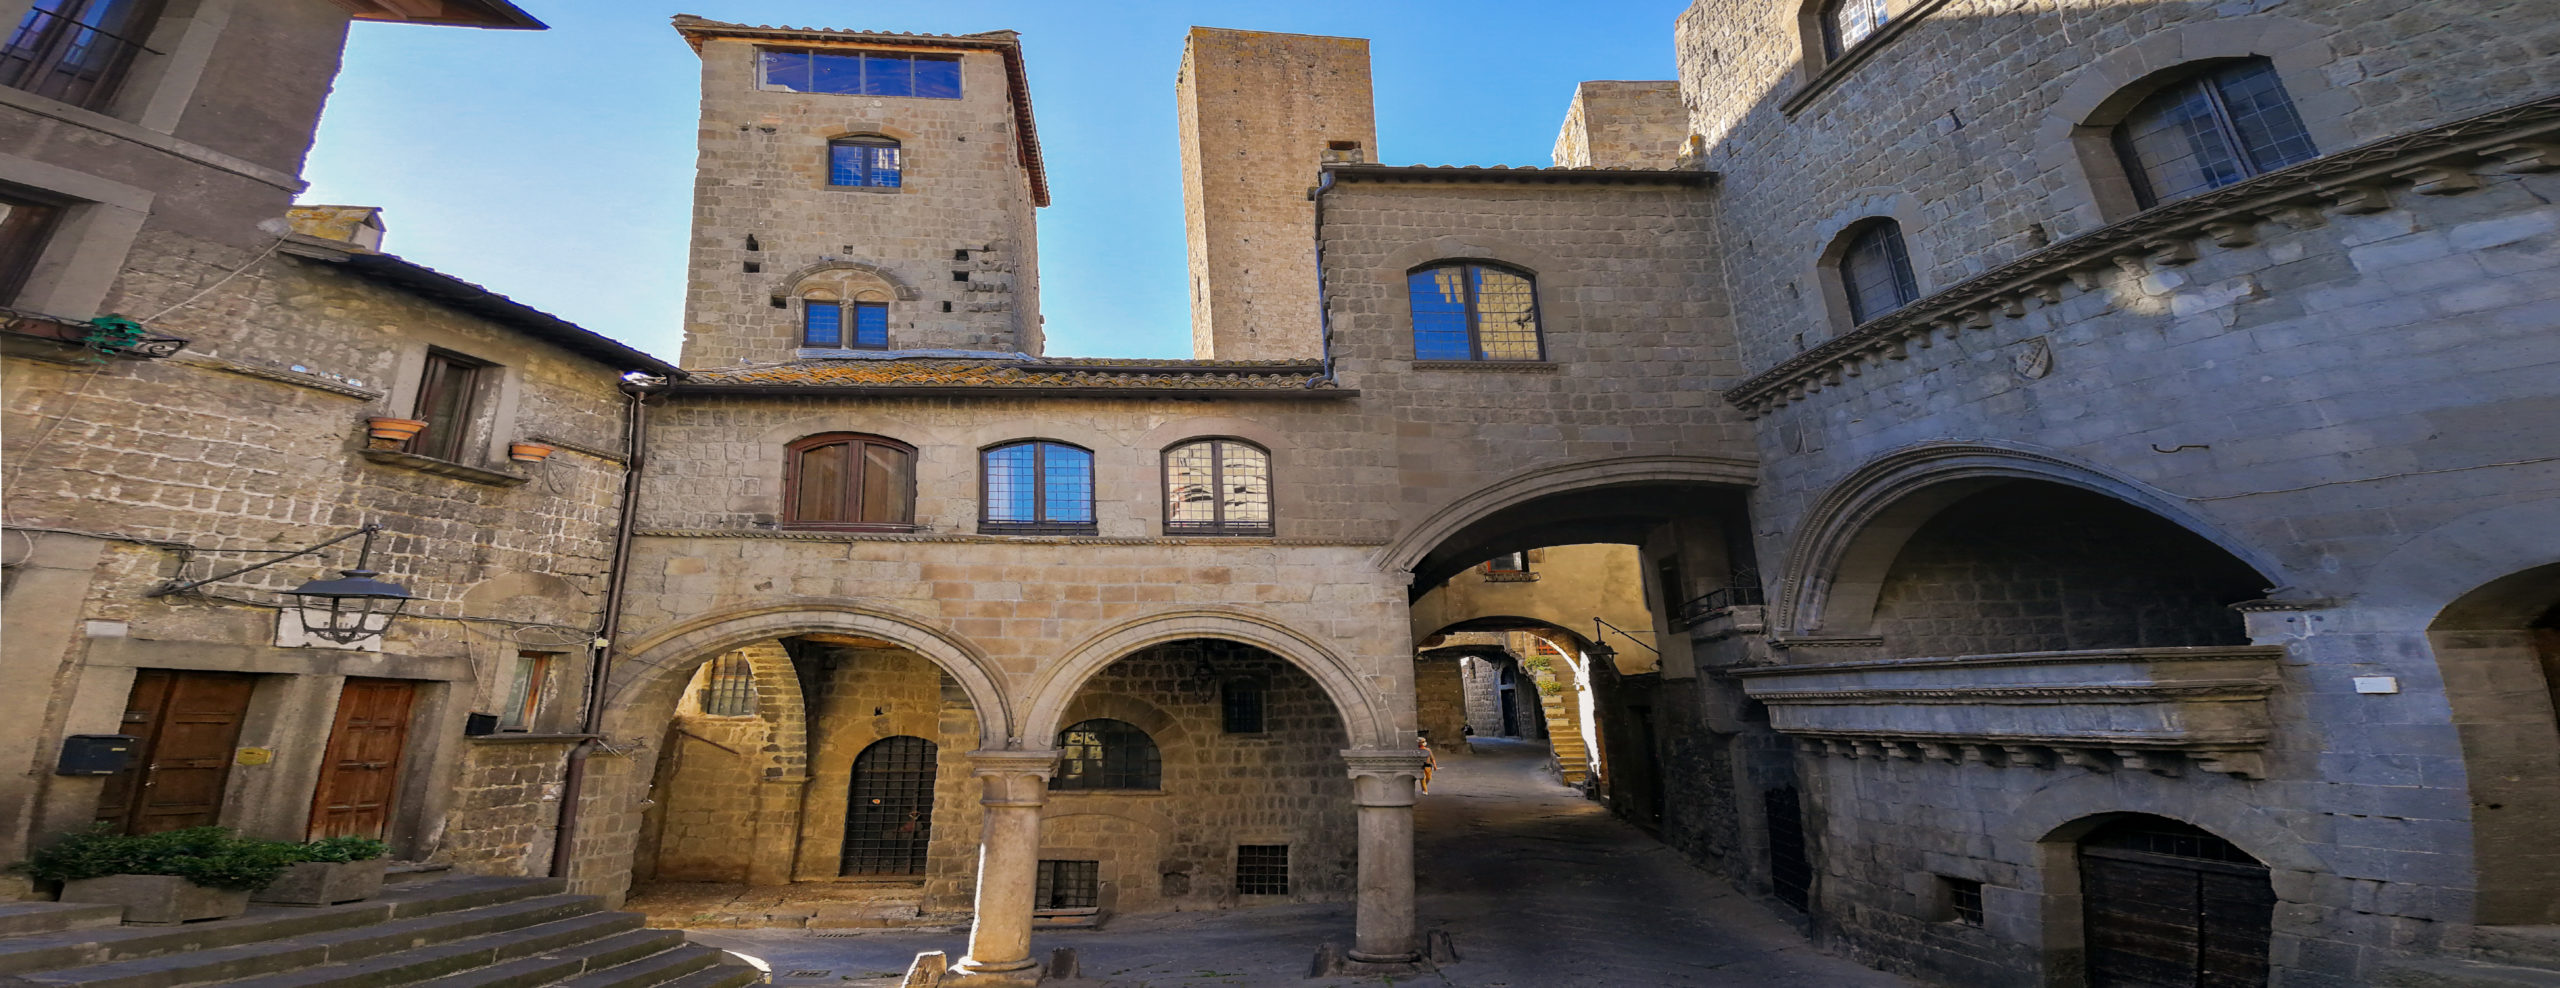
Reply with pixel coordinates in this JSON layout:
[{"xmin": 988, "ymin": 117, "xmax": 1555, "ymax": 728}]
[{"xmin": 1732, "ymin": 645, "xmax": 2284, "ymax": 779}]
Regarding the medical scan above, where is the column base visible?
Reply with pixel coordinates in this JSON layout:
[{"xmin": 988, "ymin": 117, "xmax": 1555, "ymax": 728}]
[
  {"xmin": 901, "ymin": 951, "xmax": 1042, "ymax": 988},
  {"xmin": 1310, "ymin": 934, "xmax": 1455, "ymax": 977}
]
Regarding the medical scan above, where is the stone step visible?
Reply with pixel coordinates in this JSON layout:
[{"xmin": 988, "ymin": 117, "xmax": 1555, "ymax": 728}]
[
  {"xmin": 544, "ymin": 944, "xmax": 728, "ymax": 988},
  {"xmin": 199, "ymin": 910, "xmax": 638, "ymax": 988},
  {"xmin": 2379, "ymin": 958, "xmax": 2560, "ymax": 988},
  {"xmin": 12, "ymin": 897, "xmax": 618, "ymax": 988},
  {"xmin": 0, "ymin": 879, "xmax": 564, "ymax": 977},
  {"xmin": 2475, "ymin": 927, "xmax": 2560, "ymax": 971},
  {"xmin": 391, "ymin": 930, "xmax": 686, "ymax": 988},
  {"xmin": 0, "ymin": 906, "xmax": 123, "ymax": 939},
  {"xmin": 640, "ymin": 957, "xmax": 760, "ymax": 988}
]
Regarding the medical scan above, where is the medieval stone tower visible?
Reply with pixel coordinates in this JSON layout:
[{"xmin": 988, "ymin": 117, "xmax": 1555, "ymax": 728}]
[
  {"xmin": 1176, "ymin": 27, "xmax": 1376, "ymax": 361},
  {"xmin": 673, "ymin": 17, "xmax": 1048, "ymax": 367}
]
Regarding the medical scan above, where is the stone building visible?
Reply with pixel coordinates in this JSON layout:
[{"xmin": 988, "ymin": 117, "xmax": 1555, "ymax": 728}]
[
  {"xmin": 0, "ymin": 0, "xmax": 688, "ymax": 891},
  {"xmin": 2, "ymin": 1, "xmax": 2557, "ymax": 987}
]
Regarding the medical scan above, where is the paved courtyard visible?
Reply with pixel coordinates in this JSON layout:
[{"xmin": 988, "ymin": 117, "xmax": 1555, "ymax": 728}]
[{"xmin": 687, "ymin": 737, "xmax": 1915, "ymax": 987}]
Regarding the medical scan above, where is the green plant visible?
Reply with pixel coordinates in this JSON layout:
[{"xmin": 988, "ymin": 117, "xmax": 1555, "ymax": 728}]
[
  {"xmin": 293, "ymin": 836, "xmax": 390, "ymax": 863},
  {"xmin": 13, "ymin": 826, "xmax": 301, "ymax": 891}
]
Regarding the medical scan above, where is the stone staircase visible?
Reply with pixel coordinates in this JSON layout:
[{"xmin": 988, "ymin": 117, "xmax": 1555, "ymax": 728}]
[
  {"xmin": 0, "ymin": 875, "xmax": 761, "ymax": 988},
  {"xmin": 2381, "ymin": 926, "xmax": 2560, "ymax": 986}
]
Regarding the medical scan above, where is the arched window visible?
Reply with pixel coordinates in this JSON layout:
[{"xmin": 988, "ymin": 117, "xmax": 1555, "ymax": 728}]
[
  {"xmin": 1053, "ymin": 718, "xmax": 1160, "ymax": 790},
  {"xmin": 981, "ymin": 440, "xmax": 1095, "ymax": 535},
  {"xmin": 1408, "ymin": 262, "xmax": 1543, "ymax": 362},
  {"xmin": 1838, "ymin": 219, "xmax": 1919, "ymax": 325},
  {"xmin": 1822, "ymin": 0, "xmax": 1889, "ymax": 57},
  {"xmin": 785, "ymin": 433, "xmax": 916, "ymax": 530},
  {"xmin": 841, "ymin": 735, "xmax": 937, "ymax": 876},
  {"xmin": 803, "ymin": 297, "xmax": 889, "ymax": 349},
  {"xmin": 829, "ymin": 135, "xmax": 902, "ymax": 188},
  {"xmin": 1163, "ymin": 438, "xmax": 1271, "ymax": 536},
  {"xmin": 2112, "ymin": 58, "xmax": 2316, "ymax": 209},
  {"xmin": 697, "ymin": 654, "xmax": 757, "ymax": 716}
]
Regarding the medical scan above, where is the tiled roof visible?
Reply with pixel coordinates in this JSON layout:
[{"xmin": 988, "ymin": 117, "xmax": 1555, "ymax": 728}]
[
  {"xmin": 670, "ymin": 15, "xmax": 1050, "ymax": 207},
  {"xmin": 1322, "ymin": 162, "xmax": 1714, "ymax": 186},
  {"xmin": 668, "ymin": 357, "xmax": 1349, "ymax": 398}
]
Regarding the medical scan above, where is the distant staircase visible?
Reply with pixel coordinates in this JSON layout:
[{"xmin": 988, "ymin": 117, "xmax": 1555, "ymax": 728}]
[
  {"xmin": 2380, "ymin": 926, "xmax": 2560, "ymax": 986},
  {"xmin": 0, "ymin": 875, "xmax": 760, "ymax": 988}
]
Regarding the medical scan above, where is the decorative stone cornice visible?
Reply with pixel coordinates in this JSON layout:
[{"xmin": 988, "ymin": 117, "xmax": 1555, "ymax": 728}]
[
  {"xmin": 634, "ymin": 529, "xmax": 1391, "ymax": 547},
  {"xmin": 1724, "ymin": 92, "xmax": 2560, "ymax": 417},
  {"xmin": 1737, "ymin": 645, "xmax": 2284, "ymax": 779}
]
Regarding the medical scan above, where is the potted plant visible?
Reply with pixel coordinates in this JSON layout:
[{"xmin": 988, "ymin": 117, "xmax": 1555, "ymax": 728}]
[
  {"xmin": 253, "ymin": 836, "xmax": 391, "ymax": 906},
  {"xmin": 16, "ymin": 826, "xmax": 297, "ymax": 925},
  {"xmin": 366, "ymin": 416, "xmax": 427, "ymax": 449},
  {"xmin": 507, "ymin": 441, "xmax": 555, "ymax": 463}
]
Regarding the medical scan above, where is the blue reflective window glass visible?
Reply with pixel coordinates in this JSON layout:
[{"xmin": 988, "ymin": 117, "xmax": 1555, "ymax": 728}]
[
  {"xmin": 760, "ymin": 50, "xmax": 812, "ymax": 92},
  {"xmin": 869, "ymin": 145, "xmax": 901, "ymax": 187},
  {"xmin": 1407, "ymin": 268, "xmax": 1474, "ymax": 360},
  {"xmin": 983, "ymin": 445, "xmax": 1038, "ymax": 524},
  {"xmin": 863, "ymin": 52, "xmax": 913, "ymax": 97},
  {"xmin": 1042, "ymin": 445, "xmax": 1094, "ymax": 523},
  {"xmin": 913, "ymin": 56, "xmax": 961, "ymax": 99},
  {"xmin": 852, "ymin": 302, "xmax": 889, "ymax": 348},
  {"xmin": 828, "ymin": 143, "xmax": 867, "ymax": 186},
  {"xmin": 808, "ymin": 52, "xmax": 864, "ymax": 95},
  {"xmin": 802, "ymin": 302, "xmax": 842, "ymax": 347}
]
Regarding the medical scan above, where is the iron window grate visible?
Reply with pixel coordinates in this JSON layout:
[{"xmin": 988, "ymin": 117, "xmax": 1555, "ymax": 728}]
[
  {"xmin": 1220, "ymin": 678, "xmax": 1265, "ymax": 734},
  {"xmin": 1035, "ymin": 859, "xmax": 1099, "ymax": 909},
  {"xmin": 1235, "ymin": 845, "xmax": 1290, "ymax": 896},
  {"xmin": 1943, "ymin": 876, "xmax": 1984, "ymax": 926},
  {"xmin": 841, "ymin": 736, "xmax": 937, "ymax": 876},
  {"xmin": 699, "ymin": 654, "xmax": 757, "ymax": 716}
]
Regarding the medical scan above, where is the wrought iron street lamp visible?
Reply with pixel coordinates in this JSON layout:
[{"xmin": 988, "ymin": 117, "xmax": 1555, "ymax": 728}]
[{"xmin": 147, "ymin": 523, "xmax": 415, "ymax": 644}]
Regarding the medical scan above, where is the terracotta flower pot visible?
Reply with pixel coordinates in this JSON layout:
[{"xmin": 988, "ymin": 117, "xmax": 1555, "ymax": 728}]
[
  {"xmin": 61, "ymin": 874, "xmax": 249, "ymax": 925},
  {"xmin": 366, "ymin": 417, "xmax": 427, "ymax": 450},
  {"xmin": 252, "ymin": 858, "xmax": 385, "ymax": 906},
  {"xmin": 507, "ymin": 442, "xmax": 555, "ymax": 464}
]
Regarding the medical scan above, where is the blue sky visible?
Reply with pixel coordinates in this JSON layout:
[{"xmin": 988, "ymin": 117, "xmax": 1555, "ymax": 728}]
[{"xmin": 300, "ymin": 1, "xmax": 1687, "ymax": 361}]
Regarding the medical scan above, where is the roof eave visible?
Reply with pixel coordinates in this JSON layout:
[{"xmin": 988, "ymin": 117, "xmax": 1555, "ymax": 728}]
[
  {"xmin": 1322, "ymin": 163, "xmax": 1717, "ymax": 187},
  {"xmin": 661, "ymin": 384, "xmax": 1357, "ymax": 399},
  {"xmin": 279, "ymin": 238, "xmax": 686, "ymax": 378}
]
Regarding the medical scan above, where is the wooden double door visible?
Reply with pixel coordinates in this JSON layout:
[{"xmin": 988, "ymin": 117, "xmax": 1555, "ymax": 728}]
[
  {"xmin": 94, "ymin": 672, "xmax": 418, "ymax": 841},
  {"xmin": 2081, "ymin": 818, "xmax": 2275, "ymax": 987}
]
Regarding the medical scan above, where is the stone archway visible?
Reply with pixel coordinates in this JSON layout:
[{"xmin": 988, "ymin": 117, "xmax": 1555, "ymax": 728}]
[
  {"xmin": 1772, "ymin": 441, "xmax": 2286, "ymax": 639},
  {"xmin": 1374, "ymin": 454, "xmax": 1757, "ymax": 587},
  {"xmin": 1022, "ymin": 608, "xmax": 1397, "ymax": 752},
  {"xmin": 2429, "ymin": 563, "xmax": 2560, "ymax": 925}
]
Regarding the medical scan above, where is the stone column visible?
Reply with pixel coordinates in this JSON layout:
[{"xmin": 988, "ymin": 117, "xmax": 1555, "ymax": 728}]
[
  {"xmin": 951, "ymin": 749, "xmax": 1057, "ymax": 981},
  {"xmin": 1342, "ymin": 749, "xmax": 1430, "ymax": 964}
]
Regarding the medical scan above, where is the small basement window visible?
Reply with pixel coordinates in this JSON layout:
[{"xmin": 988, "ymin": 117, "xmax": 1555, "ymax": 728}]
[
  {"xmin": 1941, "ymin": 876, "xmax": 1984, "ymax": 926},
  {"xmin": 1236, "ymin": 845, "xmax": 1289, "ymax": 895},
  {"xmin": 1035, "ymin": 860, "xmax": 1099, "ymax": 909}
]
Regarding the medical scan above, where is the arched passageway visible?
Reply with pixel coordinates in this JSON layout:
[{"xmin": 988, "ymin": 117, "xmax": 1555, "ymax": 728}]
[{"xmin": 2431, "ymin": 563, "xmax": 2560, "ymax": 924}]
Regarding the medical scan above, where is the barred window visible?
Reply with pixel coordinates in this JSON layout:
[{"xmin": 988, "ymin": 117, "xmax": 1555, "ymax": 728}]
[
  {"xmin": 1035, "ymin": 860, "xmax": 1099, "ymax": 909},
  {"xmin": 698, "ymin": 654, "xmax": 757, "ymax": 716},
  {"xmin": 1235, "ymin": 845, "xmax": 1290, "ymax": 895},
  {"xmin": 982, "ymin": 440, "xmax": 1096, "ymax": 535},
  {"xmin": 2112, "ymin": 59, "xmax": 2316, "ymax": 209},
  {"xmin": 828, "ymin": 135, "xmax": 902, "ymax": 188},
  {"xmin": 1164, "ymin": 438, "xmax": 1272, "ymax": 536},
  {"xmin": 842, "ymin": 736, "xmax": 937, "ymax": 876},
  {"xmin": 1054, "ymin": 718, "xmax": 1159, "ymax": 790},
  {"xmin": 1408, "ymin": 262, "xmax": 1543, "ymax": 362},
  {"xmin": 785, "ymin": 433, "xmax": 916, "ymax": 530},
  {"xmin": 1839, "ymin": 219, "xmax": 1919, "ymax": 325},
  {"xmin": 1823, "ymin": 0, "xmax": 1889, "ymax": 57},
  {"xmin": 1221, "ymin": 678, "xmax": 1265, "ymax": 734}
]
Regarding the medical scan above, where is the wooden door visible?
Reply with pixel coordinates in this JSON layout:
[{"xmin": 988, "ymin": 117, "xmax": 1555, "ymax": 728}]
[
  {"xmin": 307, "ymin": 678, "xmax": 417, "ymax": 840},
  {"xmin": 95, "ymin": 670, "xmax": 257, "ymax": 834},
  {"xmin": 2082, "ymin": 820, "xmax": 2275, "ymax": 987}
]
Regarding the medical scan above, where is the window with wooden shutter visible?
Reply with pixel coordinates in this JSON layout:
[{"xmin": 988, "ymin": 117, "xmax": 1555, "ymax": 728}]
[{"xmin": 784, "ymin": 433, "xmax": 916, "ymax": 531}]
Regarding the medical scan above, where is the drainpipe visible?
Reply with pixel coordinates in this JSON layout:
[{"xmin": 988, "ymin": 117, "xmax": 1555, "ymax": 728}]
[{"xmin": 550, "ymin": 383, "xmax": 655, "ymax": 880}]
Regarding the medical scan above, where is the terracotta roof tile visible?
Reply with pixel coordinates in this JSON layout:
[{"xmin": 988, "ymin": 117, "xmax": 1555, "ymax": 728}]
[{"xmin": 670, "ymin": 357, "xmax": 1346, "ymax": 397}]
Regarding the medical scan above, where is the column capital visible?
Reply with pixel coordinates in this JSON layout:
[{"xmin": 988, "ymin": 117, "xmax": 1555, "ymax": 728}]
[
  {"xmin": 968, "ymin": 749, "xmax": 1058, "ymax": 809},
  {"xmin": 1340, "ymin": 748, "xmax": 1429, "ymax": 777},
  {"xmin": 967, "ymin": 748, "xmax": 1061, "ymax": 778},
  {"xmin": 1341, "ymin": 749, "xmax": 1428, "ymax": 808}
]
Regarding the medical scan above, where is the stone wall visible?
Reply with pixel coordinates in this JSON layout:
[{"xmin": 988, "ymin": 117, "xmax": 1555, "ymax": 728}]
[
  {"xmin": 437, "ymin": 736, "xmax": 577, "ymax": 878},
  {"xmin": 1041, "ymin": 642, "xmax": 1356, "ymax": 912},
  {"xmin": 1551, "ymin": 81, "xmax": 1687, "ymax": 169},
  {"xmin": 680, "ymin": 35, "xmax": 1042, "ymax": 365},
  {"xmin": 1178, "ymin": 28, "xmax": 1376, "ymax": 360},
  {"xmin": 1413, "ymin": 655, "xmax": 1467, "ymax": 751},
  {"xmin": 792, "ymin": 646, "xmax": 985, "ymax": 915},
  {"xmin": 1866, "ymin": 482, "xmax": 2264, "ymax": 658}
]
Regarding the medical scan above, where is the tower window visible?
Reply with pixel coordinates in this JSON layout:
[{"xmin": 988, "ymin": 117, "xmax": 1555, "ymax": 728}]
[
  {"xmin": 829, "ymin": 136, "xmax": 902, "ymax": 188},
  {"xmin": 2112, "ymin": 58, "xmax": 2317, "ymax": 208},
  {"xmin": 804, "ymin": 299, "xmax": 888, "ymax": 349},
  {"xmin": 761, "ymin": 49, "xmax": 961, "ymax": 99},
  {"xmin": 1408, "ymin": 262, "xmax": 1543, "ymax": 362}
]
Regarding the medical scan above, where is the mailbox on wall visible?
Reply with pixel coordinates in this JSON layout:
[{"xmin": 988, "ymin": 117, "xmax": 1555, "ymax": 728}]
[{"xmin": 56, "ymin": 735, "xmax": 137, "ymax": 775}]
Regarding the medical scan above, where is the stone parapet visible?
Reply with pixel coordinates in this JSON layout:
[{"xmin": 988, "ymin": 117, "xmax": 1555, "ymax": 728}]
[{"xmin": 1734, "ymin": 645, "xmax": 2284, "ymax": 778}]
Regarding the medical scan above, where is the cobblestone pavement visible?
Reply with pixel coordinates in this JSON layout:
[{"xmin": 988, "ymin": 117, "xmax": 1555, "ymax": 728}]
[{"xmin": 687, "ymin": 737, "xmax": 1915, "ymax": 987}]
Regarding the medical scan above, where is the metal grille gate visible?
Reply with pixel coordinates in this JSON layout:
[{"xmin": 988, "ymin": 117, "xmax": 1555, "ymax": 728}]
[
  {"xmin": 1764, "ymin": 786, "xmax": 1812, "ymax": 912},
  {"xmin": 841, "ymin": 735, "xmax": 937, "ymax": 875}
]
